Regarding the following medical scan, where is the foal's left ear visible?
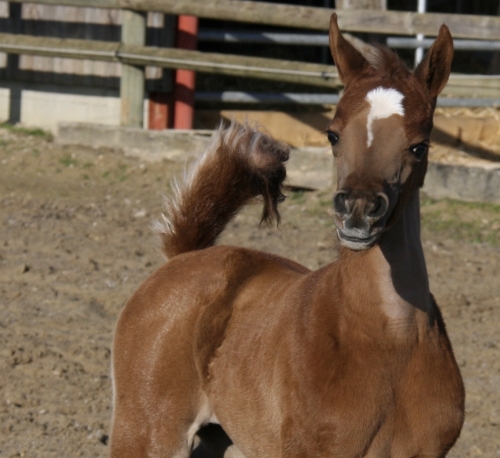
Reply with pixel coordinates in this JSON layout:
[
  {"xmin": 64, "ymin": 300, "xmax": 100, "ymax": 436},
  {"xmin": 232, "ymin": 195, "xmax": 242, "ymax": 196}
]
[{"xmin": 413, "ymin": 24, "xmax": 454, "ymax": 98}]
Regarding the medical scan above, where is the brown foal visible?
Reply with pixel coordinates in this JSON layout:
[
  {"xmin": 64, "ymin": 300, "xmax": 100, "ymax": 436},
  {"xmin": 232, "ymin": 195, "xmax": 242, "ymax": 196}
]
[{"xmin": 110, "ymin": 14, "xmax": 464, "ymax": 458}]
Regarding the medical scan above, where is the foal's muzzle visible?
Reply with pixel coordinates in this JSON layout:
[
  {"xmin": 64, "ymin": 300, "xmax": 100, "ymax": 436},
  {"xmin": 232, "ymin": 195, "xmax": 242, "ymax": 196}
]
[{"xmin": 333, "ymin": 189, "xmax": 390, "ymax": 250}]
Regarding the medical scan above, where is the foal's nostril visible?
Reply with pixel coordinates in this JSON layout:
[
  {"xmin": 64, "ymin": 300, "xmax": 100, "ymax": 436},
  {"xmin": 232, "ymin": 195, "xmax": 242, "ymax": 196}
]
[
  {"xmin": 369, "ymin": 193, "xmax": 389, "ymax": 219},
  {"xmin": 333, "ymin": 191, "xmax": 348, "ymax": 215}
]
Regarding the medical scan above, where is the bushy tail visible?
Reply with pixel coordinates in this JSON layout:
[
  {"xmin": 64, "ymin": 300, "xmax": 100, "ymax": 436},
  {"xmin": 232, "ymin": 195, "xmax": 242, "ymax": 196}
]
[{"xmin": 154, "ymin": 122, "xmax": 289, "ymax": 259}]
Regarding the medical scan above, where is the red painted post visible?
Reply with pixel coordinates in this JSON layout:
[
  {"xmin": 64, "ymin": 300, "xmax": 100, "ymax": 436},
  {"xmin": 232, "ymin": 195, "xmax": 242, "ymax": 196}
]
[
  {"xmin": 148, "ymin": 92, "xmax": 173, "ymax": 130},
  {"xmin": 173, "ymin": 15, "xmax": 198, "ymax": 129}
]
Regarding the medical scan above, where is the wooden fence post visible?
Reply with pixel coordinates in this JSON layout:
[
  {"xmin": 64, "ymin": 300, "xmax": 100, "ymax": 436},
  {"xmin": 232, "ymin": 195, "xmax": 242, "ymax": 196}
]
[{"xmin": 120, "ymin": 9, "xmax": 146, "ymax": 127}]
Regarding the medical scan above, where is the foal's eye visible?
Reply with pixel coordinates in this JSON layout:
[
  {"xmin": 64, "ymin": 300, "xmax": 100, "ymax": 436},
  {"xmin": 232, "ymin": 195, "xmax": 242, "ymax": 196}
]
[
  {"xmin": 327, "ymin": 131, "xmax": 339, "ymax": 146},
  {"xmin": 410, "ymin": 142, "xmax": 428, "ymax": 160}
]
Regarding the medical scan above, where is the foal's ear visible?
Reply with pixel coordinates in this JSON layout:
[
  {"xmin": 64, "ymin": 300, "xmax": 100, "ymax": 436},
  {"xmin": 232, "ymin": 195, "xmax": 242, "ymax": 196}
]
[
  {"xmin": 413, "ymin": 24, "xmax": 454, "ymax": 98},
  {"xmin": 329, "ymin": 13, "xmax": 370, "ymax": 87}
]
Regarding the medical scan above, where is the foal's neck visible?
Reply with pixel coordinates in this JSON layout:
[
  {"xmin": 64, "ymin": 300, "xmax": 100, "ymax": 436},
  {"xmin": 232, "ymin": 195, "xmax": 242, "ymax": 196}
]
[
  {"xmin": 377, "ymin": 190, "xmax": 430, "ymax": 309},
  {"xmin": 338, "ymin": 190, "xmax": 432, "ymax": 332}
]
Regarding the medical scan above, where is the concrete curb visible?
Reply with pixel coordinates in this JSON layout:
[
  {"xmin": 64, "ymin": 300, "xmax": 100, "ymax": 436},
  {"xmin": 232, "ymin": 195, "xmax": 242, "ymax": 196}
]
[
  {"xmin": 57, "ymin": 122, "xmax": 214, "ymax": 162},
  {"xmin": 424, "ymin": 161, "xmax": 500, "ymax": 203},
  {"xmin": 57, "ymin": 123, "xmax": 500, "ymax": 203}
]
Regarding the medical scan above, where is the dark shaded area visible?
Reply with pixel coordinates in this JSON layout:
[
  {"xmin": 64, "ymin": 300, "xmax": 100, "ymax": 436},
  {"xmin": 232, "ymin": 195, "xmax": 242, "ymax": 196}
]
[
  {"xmin": 197, "ymin": 0, "xmax": 335, "ymax": 67},
  {"xmin": 192, "ymin": 424, "xmax": 235, "ymax": 458}
]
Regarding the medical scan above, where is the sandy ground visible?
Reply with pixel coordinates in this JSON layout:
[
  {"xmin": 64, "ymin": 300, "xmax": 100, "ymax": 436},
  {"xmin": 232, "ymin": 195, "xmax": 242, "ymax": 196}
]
[{"xmin": 0, "ymin": 125, "xmax": 499, "ymax": 457}]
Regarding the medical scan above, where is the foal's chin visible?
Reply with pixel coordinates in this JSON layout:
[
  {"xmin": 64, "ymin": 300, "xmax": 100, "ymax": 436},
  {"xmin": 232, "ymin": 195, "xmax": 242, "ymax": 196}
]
[{"xmin": 336, "ymin": 229, "xmax": 380, "ymax": 251}]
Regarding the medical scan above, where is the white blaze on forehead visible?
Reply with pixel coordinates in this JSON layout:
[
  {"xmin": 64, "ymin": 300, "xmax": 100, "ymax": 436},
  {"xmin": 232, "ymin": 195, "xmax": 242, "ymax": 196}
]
[{"xmin": 365, "ymin": 87, "xmax": 405, "ymax": 147}]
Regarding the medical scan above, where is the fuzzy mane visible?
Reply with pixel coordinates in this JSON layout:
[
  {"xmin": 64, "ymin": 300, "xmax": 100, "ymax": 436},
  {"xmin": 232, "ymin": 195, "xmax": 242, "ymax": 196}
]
[{"xmin": 364, "ymin": 44, "xmax": 412, "ymax": 80}]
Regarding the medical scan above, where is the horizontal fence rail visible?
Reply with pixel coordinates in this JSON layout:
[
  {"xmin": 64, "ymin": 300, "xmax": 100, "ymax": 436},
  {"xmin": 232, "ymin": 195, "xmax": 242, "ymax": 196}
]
[
  {"xmin": 0, "ymin": 32, "xmax": 340, "ymax": 88},
  {"xmin": 199, "ymin": 31, "xmax": 500, "ymax": 52},
  {"xmin": 7, "ymin": 0, "xmax": 500, "ymax": 40},
  {"xmin": 387, "ymin": 37, "xmax": 500, "ymax": 51},
  {"xmin": 198, "ymin": 31, "xmax": 330, "ymax": 46},
  {"xmin": 197, "ymin": 91, "xmax": 340, "ymax": 105},
  {"xmin": 446, "ymin": 75, "xmax": 500, "ymax": 99},
  {"xmin": 195, "ymin": 92, "xmax": 500, "ymax": 108}
]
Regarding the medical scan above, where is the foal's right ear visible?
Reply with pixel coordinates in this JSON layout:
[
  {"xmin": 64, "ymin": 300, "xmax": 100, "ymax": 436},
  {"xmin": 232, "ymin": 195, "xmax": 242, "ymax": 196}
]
[{"xmin": 329, "ymin": 13, "xmax": 371, "ymax": 87}]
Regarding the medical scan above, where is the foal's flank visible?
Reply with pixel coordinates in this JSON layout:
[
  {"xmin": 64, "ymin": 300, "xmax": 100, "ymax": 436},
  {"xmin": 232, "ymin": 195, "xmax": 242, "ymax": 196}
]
[{"xmin": 110, "ymin": 14, "xmax": 464, "ymax": 458}]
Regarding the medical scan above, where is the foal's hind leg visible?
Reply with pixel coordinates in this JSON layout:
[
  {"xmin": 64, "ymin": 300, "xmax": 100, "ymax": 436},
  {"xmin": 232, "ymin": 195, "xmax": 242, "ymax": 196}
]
[
  {"xmin": 110, "ymin": 410, "xmax": 193, "ymax": 458},
  {"xmin": 110, "ymin": 387, "xmax": 209, "ymax": 458},
  {"xmin": 110, "ymin": 302, "xmax": 209, "ymax": 457}
]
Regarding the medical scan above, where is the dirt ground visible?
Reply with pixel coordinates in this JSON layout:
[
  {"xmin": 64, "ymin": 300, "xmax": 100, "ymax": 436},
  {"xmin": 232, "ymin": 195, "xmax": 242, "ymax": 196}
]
[{"xmin": 0, "ymin": 125, "xmax": 499, "ymax": 458}]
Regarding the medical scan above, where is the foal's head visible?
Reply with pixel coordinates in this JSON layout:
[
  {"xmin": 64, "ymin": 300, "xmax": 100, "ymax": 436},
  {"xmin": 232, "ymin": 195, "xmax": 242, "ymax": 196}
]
[{"xmin": 327, "ymin": 14, "xmax": 453, "ymax": 250}]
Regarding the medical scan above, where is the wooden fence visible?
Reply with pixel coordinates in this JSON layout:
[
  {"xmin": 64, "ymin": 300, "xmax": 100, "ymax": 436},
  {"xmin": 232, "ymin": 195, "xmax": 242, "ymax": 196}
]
[
  {"xmin": 7, "ymin": 0, "xmax": 500, "ymax": 39},
  {"xmin": 1, "ymin": 0, "xmax": 500, "ymax": 128}
]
